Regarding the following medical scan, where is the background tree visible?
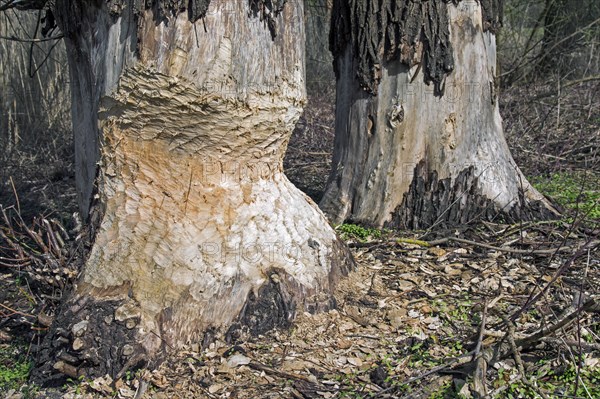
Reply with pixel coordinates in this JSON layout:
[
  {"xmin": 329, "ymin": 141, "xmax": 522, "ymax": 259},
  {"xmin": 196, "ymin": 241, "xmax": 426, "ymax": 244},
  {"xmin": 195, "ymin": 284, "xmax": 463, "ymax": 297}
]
[
  {"xmin": 305, "ymin": 0, "xmax": 334, "ymax": 91},
  {"xmin": 496, "ymin": 0, "xmax": 600, "ymax": 86},
  {"xmin": 282, "ymin": 0, "xmax": 337, "ymax": 201},
  {"xmin": 497, "ymin": 0, "xmax": 600, "ymax": 179},
  {"xmin": 320, "ymin": 0, "xmax": 559, "ymax": 229},
  {"xmin": 0, "ymin": 9, "xmax": 69, "ymax": 159},
  {"xmin": 1, "ymin": 0, "xmax": 355, "ymax": 384},
  {"xmin": 539, "ymin": 0, "xmax": 600, "ymax": 77}
]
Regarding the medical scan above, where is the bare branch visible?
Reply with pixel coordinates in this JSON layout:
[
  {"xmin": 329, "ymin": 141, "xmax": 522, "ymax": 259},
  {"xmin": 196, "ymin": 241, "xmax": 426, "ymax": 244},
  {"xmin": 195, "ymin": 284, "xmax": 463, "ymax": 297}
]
[
  {"xmin": 0, "ymin": 0, "xmax": 18, "ymax": 12},
  {"xmin": 0, "ymin": 33, "xmax": 62, "ymax": 42},
  {"xmin": 0, "ymin": 0, "xmax": 46, "ymax": 11}
]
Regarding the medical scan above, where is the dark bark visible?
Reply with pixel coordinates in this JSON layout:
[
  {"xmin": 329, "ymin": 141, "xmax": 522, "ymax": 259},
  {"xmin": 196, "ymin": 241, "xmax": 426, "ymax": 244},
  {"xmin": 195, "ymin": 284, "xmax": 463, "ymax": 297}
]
[
  {"xmin": 480, "ymin": 0, "xmax": 504, "ymax": 34},
  {"xmin": 187, "ymin": 0, "xmax": 211, "ymax": 22},
  {"xmin": 249, "ymin": 0, "xmax": 288, "ymax": 39},
  {"xmin": 388, "ymin": 162, "xmax": 557, "ymax": 230},
  {"xmin": 329, "ymin": 0, "xmax": 505, "ymax": 96},
  {"xmin": 305, "ymin": 0, "xmax": 334, "ymax": 91},
  {"xmin": 52, "ymin": 1, "xmax": 106, "ymax": 217},
  {"xmin": 32, "ymin": 296, "xmax": 147, "ymax": 386},
  {"xmin": 226, "ymin": 239, "xmax": 351, "ymax": 345},
  {"xmin": 330, "ymin": 0, "xmax": 456, "ymax": 96}
]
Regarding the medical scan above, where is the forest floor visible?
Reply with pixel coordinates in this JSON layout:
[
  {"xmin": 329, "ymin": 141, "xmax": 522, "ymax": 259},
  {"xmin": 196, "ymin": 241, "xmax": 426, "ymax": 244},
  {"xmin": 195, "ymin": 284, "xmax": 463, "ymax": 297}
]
[{"xmin": 0, "ymin": 79, "xmax": 599, "ymax": 398}]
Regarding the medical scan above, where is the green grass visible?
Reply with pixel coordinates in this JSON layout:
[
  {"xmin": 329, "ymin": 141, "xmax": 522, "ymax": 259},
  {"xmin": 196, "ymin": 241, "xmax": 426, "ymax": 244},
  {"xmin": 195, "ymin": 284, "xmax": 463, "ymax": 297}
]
[
  {"xmin": 427, "ymin": 379, "xmax": 469, "ymax": 399},
  {"xmin": 336, "ymin": 223, "xmax": 383, "ymax": 241},
  {"xmin": 496, "ymin": 361, "xmax": 600, "ymax": 398},
  {"xmin": 531, "ymin": 171, "xmax": 600, "ymax": 219},
  {"xmin": 543, "ymin": 363, "xmax": 600, "ymax": 398},
  {"xmin": 0, "ymin": 343, "xmax": 32, "ymax": 392}
]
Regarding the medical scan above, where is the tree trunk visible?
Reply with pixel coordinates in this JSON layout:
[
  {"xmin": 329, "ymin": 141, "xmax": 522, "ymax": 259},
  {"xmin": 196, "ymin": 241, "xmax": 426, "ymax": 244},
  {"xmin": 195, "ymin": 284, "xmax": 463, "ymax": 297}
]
[
  {"xmin": 539, "ymin": 0, "xmax": 600, "ymax": 76},
  {"xmin": 0, "ymin": 10, "xmax": 70, "ymax": 156},
  {"xmin": 321, "ymin": 0, "xmax": 559, "ymax": 229},
  {"xmin": 32, "ymin": 0, "xmax": 353, "ymax": 384},
  {"xmin": 305, "ymin": 0, "xmax": 334, "ymax": 91}
]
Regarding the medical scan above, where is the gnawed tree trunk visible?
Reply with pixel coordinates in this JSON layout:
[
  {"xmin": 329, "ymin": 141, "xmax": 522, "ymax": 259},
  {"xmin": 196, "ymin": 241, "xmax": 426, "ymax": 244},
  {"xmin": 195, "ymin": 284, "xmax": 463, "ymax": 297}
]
[
  {"xmin": 32, "ymin": 0, "xmax": 353, "ymax": 384},
  {"xmin": 321, "ymin": 0, "xmax": 559, "ymax": 229}
]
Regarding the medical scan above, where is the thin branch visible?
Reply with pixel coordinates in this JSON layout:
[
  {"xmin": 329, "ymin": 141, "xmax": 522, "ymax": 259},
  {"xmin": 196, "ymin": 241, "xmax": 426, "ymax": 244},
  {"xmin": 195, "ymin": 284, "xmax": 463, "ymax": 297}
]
[
  {"xmin": 499, "ymin": 16, "xmax": 600, "ymax": 79},
  {"xmin": 507, "ymin": 317, "xmax": 549, "ymax": 399},
  {"xmin": 248, "ymin": 360, "xmax": 315, "ymax": 382},
  {"xmin": 27, "ymin": 8, "xmax": 41, "ymax": 77},
  {"xmin": 0, "ymin": 0, "xmax": 18, "ymax": 12},
  {"xmin": 0, "ymin": 302, "xmax": 35, "ymax": 318},
  {"xmin": 427, "ymin": 236, "xmax": 599, "ymax": 256},
  {"xmin": 27, "ymin": 32, "xmax": 62, "ymax": 77},
  {"xmin": 510, "ymin": 237, "xmax": 599, "ymax": 322},
  {"xmin": 0, "ymin": 34, "xmax": 63, "ymax": 42},
  {"xmin": 516, "ymin": 298, "xmax": 599, "ymax": 349},
  {"xmin": 373, "ymin": 350, "xmax": 476, "ymax": 398},
  {"xmin": 473, "ymin": 300, "xmax": 489, "ymax": 357},
  {"xmin": 563, "ymin": 75, "xmax": 600, "ymax": 89},
  {"xmin": 0, "ymin": 0, "xmax": 46, "ymax": 11},
  {"xmin": 540, "ymin": 337, "xmax": 600, "ymax": 352}
]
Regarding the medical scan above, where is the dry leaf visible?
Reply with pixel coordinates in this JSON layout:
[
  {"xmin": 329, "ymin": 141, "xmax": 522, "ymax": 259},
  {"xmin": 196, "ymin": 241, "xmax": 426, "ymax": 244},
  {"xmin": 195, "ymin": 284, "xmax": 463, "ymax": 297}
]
[
  {"xmin": 444, "ymin": 263, "xmax": 463, "ymax": 275},
  {"xmin": 208, "ymin": 383, "xmax": 223, "ymax": 394},
  {"xmin": 396, "ymin": 279, "xmax": 416, "ymax": 291},
  {"xmin": 337, "ymin": 338, "xmax": 353, "ymax": 349},
  {"xmin": 428, "ymin": 247, "xmax": 447, "ymax": 257},
  {"xmin": 226, "ymin": 354, "xmax": 251, "ymax": 368},
  {"xmin": 348, "ymin": 357, "xmax": 363, "ymax": 367}
]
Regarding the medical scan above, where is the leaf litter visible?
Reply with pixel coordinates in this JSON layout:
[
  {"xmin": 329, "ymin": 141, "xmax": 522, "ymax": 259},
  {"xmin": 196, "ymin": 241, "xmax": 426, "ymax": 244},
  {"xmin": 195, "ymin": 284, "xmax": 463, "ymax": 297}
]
[{"xmin": 20, "ymin": 220, "xmax": 598, "ymax": 399}]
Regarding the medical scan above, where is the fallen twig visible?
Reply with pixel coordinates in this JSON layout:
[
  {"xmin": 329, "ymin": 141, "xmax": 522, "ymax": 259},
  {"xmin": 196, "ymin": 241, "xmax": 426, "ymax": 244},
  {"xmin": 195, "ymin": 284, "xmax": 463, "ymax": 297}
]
[
  {"xmin": 248, "ymin": 360, "xmax": 314, "ymax": 382},
  {"xmin": 0, "ymin": 302, "xmax": 35, "ymax": 318},
  {"xmin": 473, "ymin": 300, "xmax": 488, "ymax": 357},
  {"xmin": 516, "ymin": 298, "xmax": 599, "ymax": 349},
  {"xmin": 472, "ymin": 300, "xmax": 489, "ymax": 397},
  {"xmin": 510, "ymin": 237, "xmax": 599, "ymax": 323},
  {"xmin": 427, "ymin": 236, "xmax": 598, "ymax": 255},
  {"xmin": 507, "ymin": 317, "xmax": 549, "ymax": 399}
]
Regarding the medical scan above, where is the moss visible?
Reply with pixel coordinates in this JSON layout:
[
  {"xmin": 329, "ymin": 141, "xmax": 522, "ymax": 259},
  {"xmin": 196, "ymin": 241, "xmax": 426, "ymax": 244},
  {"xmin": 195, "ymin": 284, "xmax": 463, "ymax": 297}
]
[{"xmin": 497, "ymin": 362, "xmax": 600, "ymax": 398}]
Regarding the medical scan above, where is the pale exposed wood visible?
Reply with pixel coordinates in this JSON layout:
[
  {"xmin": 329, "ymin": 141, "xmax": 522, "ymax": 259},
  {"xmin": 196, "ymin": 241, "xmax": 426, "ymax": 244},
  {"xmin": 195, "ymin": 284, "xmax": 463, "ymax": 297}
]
[
  {"xmin": 28, "ymin": 1, "xmax": 354, "ymax": 383},
  {"xmin": 88, "ymin": 0, "xmax": 349, "ymax": 344},
  {"xmin": 322, "ymin": 2, "xmax": 558, "ymax": 228}
]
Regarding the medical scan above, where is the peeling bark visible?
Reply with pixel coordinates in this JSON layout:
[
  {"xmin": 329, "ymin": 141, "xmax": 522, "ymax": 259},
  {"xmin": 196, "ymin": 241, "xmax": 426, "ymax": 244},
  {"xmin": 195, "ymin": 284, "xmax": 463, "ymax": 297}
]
[
  {"xmin": 322, "ymin": 1, "xmax": 558, "ymax": 228},
  {"xmin": 389, "ymin": 162, "xmax": 556, "ymax": 230},
  {"xmin": 32, "ymin": 0, "xmax": 353, "ymax": 384},
  {"xmin": 330, "ymin": 0, "xmax": 456, "ymax": 95}
]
